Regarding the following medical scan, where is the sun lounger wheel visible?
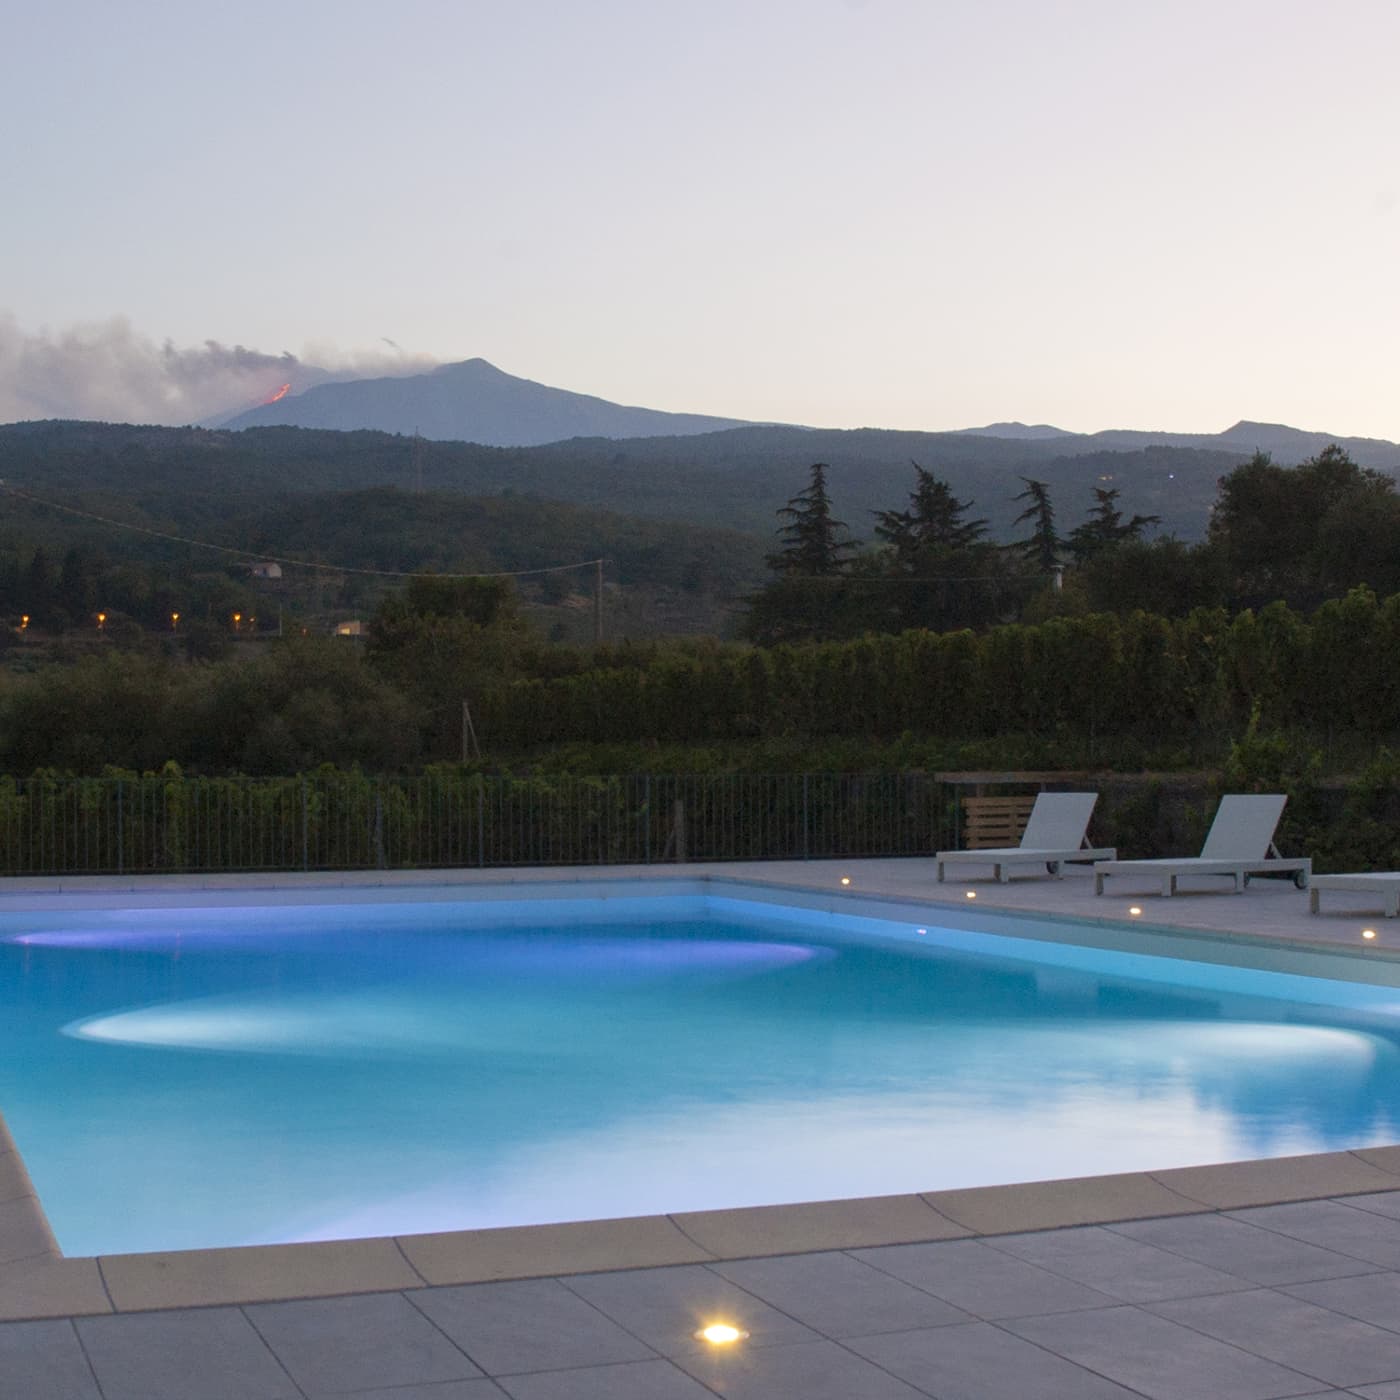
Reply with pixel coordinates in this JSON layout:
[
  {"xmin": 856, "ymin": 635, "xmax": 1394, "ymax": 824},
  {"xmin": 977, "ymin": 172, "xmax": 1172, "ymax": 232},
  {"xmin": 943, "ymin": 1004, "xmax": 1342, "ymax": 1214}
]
[{"xmin": 1293, "ymin": 869, "xmax": 1308, "ymax": 889}]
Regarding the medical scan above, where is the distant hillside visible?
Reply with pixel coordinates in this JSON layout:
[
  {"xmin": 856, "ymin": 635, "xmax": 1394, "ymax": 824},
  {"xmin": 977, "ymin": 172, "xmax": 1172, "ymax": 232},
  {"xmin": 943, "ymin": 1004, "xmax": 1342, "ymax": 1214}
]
[
  {"xmin": 219, "ymin": 358, "xmax": 753, "ymax": 445},
  {"xmin": 0, "ymin": 418, "xmax": 1259, "ymax": 543},
  {"xmin": 1016, "ymin": 419, "xmax": 1400, "ymax": 471},
  {"xmin": 953, "ymin": 421, "xmax": 1076, "ymax": 441}
]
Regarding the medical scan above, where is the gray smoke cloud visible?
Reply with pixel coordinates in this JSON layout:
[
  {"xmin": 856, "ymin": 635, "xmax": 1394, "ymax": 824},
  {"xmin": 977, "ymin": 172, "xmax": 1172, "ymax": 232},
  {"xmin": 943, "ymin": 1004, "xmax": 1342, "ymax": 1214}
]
[{"xmin": 0, "ymin": 315, "xmax": 438, "ymax": 426}]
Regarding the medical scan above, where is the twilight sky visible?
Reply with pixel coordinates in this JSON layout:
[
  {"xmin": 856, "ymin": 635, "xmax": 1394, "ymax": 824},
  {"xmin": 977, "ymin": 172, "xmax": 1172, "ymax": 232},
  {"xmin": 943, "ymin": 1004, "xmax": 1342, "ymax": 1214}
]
[{"xmin": 3, "ymin": 0, "xmax": 1398, "ymax": 436}]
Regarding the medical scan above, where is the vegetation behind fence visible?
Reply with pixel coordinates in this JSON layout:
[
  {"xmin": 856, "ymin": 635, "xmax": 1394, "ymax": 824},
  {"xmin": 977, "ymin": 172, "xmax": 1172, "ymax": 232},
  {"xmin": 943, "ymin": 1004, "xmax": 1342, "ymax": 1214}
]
[{"xmin": 0, "ymin": 770, "xmax": 954, "ymax": 876}]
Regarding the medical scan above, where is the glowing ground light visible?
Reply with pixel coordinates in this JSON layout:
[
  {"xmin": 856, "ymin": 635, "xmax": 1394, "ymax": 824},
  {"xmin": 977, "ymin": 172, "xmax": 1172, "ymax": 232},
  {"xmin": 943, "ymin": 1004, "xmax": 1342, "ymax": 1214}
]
[
  {"xmin": 696, "ymin": 1324, "xmax": 747, "ymax": 1344},
  {"xmin": 965, "ymin": 891, "xmax": 977, "ymax": 900},
  {"xmin": 1129, "ymin": 906, "xmax": 1142, "ymax": 917},
  {"xmin": 840, "ymin": 877, "xmax": 851, "ymax": 886},
  {"xmin": 1363, "ymin": 929, "xmax": 1378, "ymax": 941}
]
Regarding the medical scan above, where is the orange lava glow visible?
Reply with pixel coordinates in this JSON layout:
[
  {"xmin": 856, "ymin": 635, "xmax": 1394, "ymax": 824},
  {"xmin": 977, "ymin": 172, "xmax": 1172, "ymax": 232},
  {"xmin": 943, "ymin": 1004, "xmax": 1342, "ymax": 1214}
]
[{"xmin": 263, "ymin": 382, "xmax": 292, "ymax": 404}]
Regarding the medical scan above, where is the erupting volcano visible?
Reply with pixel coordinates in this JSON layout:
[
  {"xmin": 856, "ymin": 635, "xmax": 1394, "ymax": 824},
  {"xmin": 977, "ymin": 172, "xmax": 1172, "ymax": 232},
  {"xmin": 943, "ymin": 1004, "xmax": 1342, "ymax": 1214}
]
[{"xmin": 263, "ymin": 382, "xmax": 292, "ymax": 404}]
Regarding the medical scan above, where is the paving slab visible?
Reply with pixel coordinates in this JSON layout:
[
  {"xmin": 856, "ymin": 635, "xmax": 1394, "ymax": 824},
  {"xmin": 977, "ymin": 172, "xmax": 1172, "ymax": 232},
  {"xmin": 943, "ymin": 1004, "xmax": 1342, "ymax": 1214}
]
[
  {"xmin": 309, "ymin": 1385, "xmax": 506, "ymax": 1400},
  {"xmin": 1336, "ymin": 1191, "xmax": 1400, "ymax": 1224},
  {"xmin": 407, "ymin": 1277, "xmax": 656, "ymax": 1376},
  {"xmin": 851, "ymin": 1236, "xmax": 1118, "ymax": 1318},
  {"xmin": 246, "ymin": 1290, "xmax": 483, "ymax": 1393},
  {"xmin": 75, "ymin": 1306, "xmax": 301, "ymax": 1400},
  {"xmin": 987, "ymin": 1224, "xmax": 1256, "ymax": 1302},
  {"xmin": 0, "ymin": 1318, "xmax": 102, "ymax": 1400},
  {"xmin": 1005, "ymin": 1304, "xmax": 1322, "ymax": 1400},
  {"xmin": 711, "ymin": 1249, "xmax": 972, "ymax": 1335},
  {"xmin": 496, "ymin": 1358, "xmax": 713, "ymax": 1399},
  {"xmin": 561, "ymin": 1263, "xmax": 819, "ymax": 1357},
  {"xmin": 1285, "ymin": 1271, "xmax": 1400, "ymax": 1331},
  {"xmin": 1229, "ymin": 1201, "xmax": 1400, "ymax": 1269},
  {"xmin": 847, "ymin": 1318, "xmax": 1147, "ymax": 1400},
  {"xmin": 1150, "ymin": 1287, "xmax": 1400, "ymax": 1389},
  {"xmin": 674, "ymin": 1336, "xmax": 931, "ymax": 1400},
  {"xmin": 1107, "ymin": 1212, "xmax": 1379, "ymax": 1286}
]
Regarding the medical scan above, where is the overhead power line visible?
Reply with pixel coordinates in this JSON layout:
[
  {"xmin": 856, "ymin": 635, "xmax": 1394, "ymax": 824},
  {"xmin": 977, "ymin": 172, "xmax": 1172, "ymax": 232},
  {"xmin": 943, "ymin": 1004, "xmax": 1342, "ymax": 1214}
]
[{"xmin": 0, "ymin": 484, "xmax": 603, "ymax": 581}]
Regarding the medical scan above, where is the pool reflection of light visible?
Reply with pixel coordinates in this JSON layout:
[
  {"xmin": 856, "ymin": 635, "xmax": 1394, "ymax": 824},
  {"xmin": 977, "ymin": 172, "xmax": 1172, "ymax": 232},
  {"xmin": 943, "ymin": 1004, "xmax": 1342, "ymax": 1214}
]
[{"xmin": 63, "ymin": 939, "xmax": 833, "ymax": 1055}]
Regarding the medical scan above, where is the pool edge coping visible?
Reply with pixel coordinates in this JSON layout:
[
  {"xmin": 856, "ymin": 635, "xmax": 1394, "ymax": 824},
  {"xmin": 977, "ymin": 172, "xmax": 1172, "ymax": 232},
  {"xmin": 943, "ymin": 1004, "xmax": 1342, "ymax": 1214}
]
[
  {"xmin": 6, "ymin": 861, "xmax": 1400, "ymax": 1321},
  {"xmin": 6, "ymin": 1150, "xmax": 1400, "ymax": 1321}
]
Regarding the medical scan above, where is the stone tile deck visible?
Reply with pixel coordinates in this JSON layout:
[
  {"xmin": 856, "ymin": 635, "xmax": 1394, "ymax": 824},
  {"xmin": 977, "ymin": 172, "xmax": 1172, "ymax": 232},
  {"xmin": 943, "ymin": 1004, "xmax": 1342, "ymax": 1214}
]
[{"xmin": 5, "ymin": 857, "xmax": 1400, "ymax": 1396}]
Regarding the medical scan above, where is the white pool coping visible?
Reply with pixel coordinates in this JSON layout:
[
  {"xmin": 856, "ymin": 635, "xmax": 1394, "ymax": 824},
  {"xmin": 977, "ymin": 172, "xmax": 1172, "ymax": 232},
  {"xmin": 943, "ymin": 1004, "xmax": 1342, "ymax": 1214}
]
[{"xmin": 4, "ymin": 855, "xmax": 1400, "ymax": 1321}]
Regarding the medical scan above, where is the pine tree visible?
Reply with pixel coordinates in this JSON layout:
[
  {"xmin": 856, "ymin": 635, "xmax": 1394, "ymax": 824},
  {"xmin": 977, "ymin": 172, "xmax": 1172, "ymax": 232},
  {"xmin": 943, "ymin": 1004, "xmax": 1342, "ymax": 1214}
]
[
  {"xmin": 765, "ymin": 463, "xmax": 858, "ymax": 576},
  {"xmin": 1067, "ymin": 487, "xmax": 1161, "ymax": 561},
  {"xmin": 1011, "ymin": 478, "xmax": 1060, "ymax": 571},
  {"xmin": 873, "ymin": 463, "xmax": 988, "ymax": 568}
]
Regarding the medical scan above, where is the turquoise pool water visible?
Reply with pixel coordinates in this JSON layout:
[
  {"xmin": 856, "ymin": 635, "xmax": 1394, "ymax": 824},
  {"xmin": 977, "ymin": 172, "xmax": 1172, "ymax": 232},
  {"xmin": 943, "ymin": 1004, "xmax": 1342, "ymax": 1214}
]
[{"xmin": 4, "ymin": 890, "xmax": 1400, "ymax": 1256}]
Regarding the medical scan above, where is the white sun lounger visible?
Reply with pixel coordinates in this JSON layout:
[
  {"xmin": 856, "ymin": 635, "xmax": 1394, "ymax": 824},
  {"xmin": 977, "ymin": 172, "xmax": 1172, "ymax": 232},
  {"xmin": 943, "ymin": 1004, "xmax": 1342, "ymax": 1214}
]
[
  {"xmin": 935, "ymin": 792, "xmax": 1115, "ymax": 883},
  {"xmin": 1309, "ymin": 874, "xmax": 1400, "ymax": 918},
  {"xmin": 1093, "ymin": 793, "xmax": 1310, "ymax": 897}
]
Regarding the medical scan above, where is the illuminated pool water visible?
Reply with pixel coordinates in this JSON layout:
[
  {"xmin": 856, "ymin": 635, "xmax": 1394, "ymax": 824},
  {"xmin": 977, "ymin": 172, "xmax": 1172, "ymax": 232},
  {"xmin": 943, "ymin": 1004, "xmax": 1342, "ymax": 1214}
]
[{"xmin": 3, "ymin": 889, "xmax": 1400, "ymax": 1256}]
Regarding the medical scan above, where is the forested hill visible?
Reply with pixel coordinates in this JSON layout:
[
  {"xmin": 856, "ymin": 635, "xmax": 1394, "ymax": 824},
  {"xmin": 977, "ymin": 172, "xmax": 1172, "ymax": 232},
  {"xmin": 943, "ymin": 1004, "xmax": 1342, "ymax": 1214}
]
[{"xmin": 0, "ymin": 419, "xmax": 1259, "ymax": 542}]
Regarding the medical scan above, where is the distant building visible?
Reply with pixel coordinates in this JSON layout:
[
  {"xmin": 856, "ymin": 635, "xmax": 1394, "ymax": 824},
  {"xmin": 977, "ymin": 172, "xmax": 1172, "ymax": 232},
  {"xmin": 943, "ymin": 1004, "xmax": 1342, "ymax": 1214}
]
[
  {"xmin": 333, "ymin": 620, "xmax": 364, "ymax": 638},
  {"xmin": 246, "ymin": 562, "xmax": 283, "ymax": 581}
]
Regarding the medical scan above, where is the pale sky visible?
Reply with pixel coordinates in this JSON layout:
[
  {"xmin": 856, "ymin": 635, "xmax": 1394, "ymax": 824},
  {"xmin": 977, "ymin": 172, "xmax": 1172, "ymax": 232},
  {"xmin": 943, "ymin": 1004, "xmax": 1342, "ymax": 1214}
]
[{"xmin": 3, "ymin": 0, "xmax": 1398, "ymax": 437}]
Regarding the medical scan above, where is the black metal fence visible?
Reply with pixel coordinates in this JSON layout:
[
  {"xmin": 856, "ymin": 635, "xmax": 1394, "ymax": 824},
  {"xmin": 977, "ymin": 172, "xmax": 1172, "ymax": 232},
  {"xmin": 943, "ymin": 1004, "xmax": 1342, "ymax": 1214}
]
[{"xmin": 0, "ymin": 773, "xmax": 956, "ymax": 876}]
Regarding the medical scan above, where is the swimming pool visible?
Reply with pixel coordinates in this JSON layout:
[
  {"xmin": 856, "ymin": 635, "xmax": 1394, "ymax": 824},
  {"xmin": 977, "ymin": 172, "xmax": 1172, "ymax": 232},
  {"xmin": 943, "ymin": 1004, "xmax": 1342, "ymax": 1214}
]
[{"xmin": 4, "ymin": 881, "xmax": 1400, "ymax": 1257}]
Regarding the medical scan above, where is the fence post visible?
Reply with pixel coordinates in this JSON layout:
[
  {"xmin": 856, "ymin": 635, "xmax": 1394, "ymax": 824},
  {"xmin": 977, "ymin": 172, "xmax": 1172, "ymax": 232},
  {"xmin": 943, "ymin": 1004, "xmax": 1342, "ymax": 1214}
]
[
  {"xmin": 373, "ymin": 783, "xmax": 386, "ymax": 870},
  {"xmin": 644, "ymin": 774, "xmax": 651, "ymax": 863},
  {"xmin": 116, "ymin": 777, "xmax": 124, "ymax": 876},
  {"xmin": 802, "ymin": 774, "xmax": 810, "ymax": 860},
  {"xmin": 301, "ymin": 777, "xmax": 309, "ymax": 871},
  {"xmin": 477, "ymin": 774, "xmax": 485, "ymax": 868},
  {"xmin": 672, "ymin": 799, "xmax": 686, "ymax": 863}
]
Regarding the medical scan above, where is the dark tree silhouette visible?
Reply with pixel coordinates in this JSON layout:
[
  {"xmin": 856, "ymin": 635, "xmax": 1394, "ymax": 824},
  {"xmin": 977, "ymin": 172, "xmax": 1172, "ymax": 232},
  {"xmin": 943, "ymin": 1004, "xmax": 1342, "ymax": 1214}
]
[
  {"xmin": 1067, "ymin": 487, "xmax": 1161, "ymax": 561},
  {"xmin": 765, "ymin": 463, "xmax": 858, "ymax": 576},
  {"xmin": 873, "ymin": 462, "xmax": 988, "ymax": 566},
  {"xmin": 1011, "ymin": 478, "xmax": 1060, "ymax": 571}
]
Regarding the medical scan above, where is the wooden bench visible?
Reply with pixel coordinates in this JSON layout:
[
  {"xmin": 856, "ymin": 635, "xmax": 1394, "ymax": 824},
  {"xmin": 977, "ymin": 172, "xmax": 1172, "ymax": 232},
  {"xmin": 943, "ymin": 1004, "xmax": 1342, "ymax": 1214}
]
[{"xmin": 962, "ymin": 795, "xmax": 1037, "ymax": 850}]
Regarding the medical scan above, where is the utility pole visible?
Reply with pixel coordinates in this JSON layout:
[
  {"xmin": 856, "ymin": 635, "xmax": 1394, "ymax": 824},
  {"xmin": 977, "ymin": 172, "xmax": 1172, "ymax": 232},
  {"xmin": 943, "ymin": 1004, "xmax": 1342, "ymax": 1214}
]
[
  {"xmin": 593, "ymin": 558, "xmax": 603, "ymax": 644},
  {"xmin": 461, "ymin": 699, "xmax": 482, "ymax": 762}
]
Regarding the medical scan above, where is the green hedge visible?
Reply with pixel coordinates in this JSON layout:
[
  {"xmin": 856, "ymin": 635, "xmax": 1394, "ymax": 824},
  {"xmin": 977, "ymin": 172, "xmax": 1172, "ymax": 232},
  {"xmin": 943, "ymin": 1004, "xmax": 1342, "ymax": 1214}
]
[{"xmin": 481, "ymin": 591, "xmax": 1400, "ymax": 754}]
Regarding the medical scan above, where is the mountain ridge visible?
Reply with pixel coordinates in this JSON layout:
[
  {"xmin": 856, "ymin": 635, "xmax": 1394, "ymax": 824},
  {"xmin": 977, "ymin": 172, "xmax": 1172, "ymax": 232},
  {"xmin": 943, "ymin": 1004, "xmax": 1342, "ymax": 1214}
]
[
  {"xmin": 214, "ymin": 357, "xmax": 1400, "ymax": 470},
  {"xmin": 219, "ymin": 356, "xmax": 752, "ymax": 446}
]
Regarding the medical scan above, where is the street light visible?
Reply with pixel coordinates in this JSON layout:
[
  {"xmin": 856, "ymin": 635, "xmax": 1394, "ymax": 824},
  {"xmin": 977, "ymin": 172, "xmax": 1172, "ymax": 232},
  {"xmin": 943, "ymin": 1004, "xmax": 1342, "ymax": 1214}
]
[{"xmin": 170, "ymin": 612, "xmax": 180, "ymax": 631}]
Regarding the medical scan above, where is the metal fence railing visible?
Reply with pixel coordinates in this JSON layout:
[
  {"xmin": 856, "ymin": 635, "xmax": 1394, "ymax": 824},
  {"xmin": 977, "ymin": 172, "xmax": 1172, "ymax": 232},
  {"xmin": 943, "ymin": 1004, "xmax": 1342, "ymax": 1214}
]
[{"xmin": 0, "ymin": 773, "xmax": 957, "ymax": 877}]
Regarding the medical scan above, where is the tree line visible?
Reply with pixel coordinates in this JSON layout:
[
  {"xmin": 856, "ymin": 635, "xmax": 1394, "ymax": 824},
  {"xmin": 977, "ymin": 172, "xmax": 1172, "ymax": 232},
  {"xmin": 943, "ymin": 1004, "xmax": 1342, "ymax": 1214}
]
[{"xmin": 743, "ymin": 445, "xmax": 1400, "ymax": 640}]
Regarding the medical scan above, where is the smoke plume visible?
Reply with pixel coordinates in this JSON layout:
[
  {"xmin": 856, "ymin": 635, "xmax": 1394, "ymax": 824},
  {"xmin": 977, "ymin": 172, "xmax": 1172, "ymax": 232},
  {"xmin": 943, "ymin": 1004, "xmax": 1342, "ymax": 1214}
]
[{"xmin": 0, "ymin": 315, "xmax": 437, "ymax": 426}]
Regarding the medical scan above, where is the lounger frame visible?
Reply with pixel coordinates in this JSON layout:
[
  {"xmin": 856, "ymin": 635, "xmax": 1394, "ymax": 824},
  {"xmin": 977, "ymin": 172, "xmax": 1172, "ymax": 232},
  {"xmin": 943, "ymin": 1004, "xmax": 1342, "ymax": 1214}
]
[
  {"xmin": 1092, "ymin": 793, "xmax": 1310, "ymax": 898},
  {"xmin": 935, "ymin": 792, "xmax": 1116, "ymax": 883},
  {"xmin": 1308, "ymin": 874, "xmax": 1400, "ymax": 918}
]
